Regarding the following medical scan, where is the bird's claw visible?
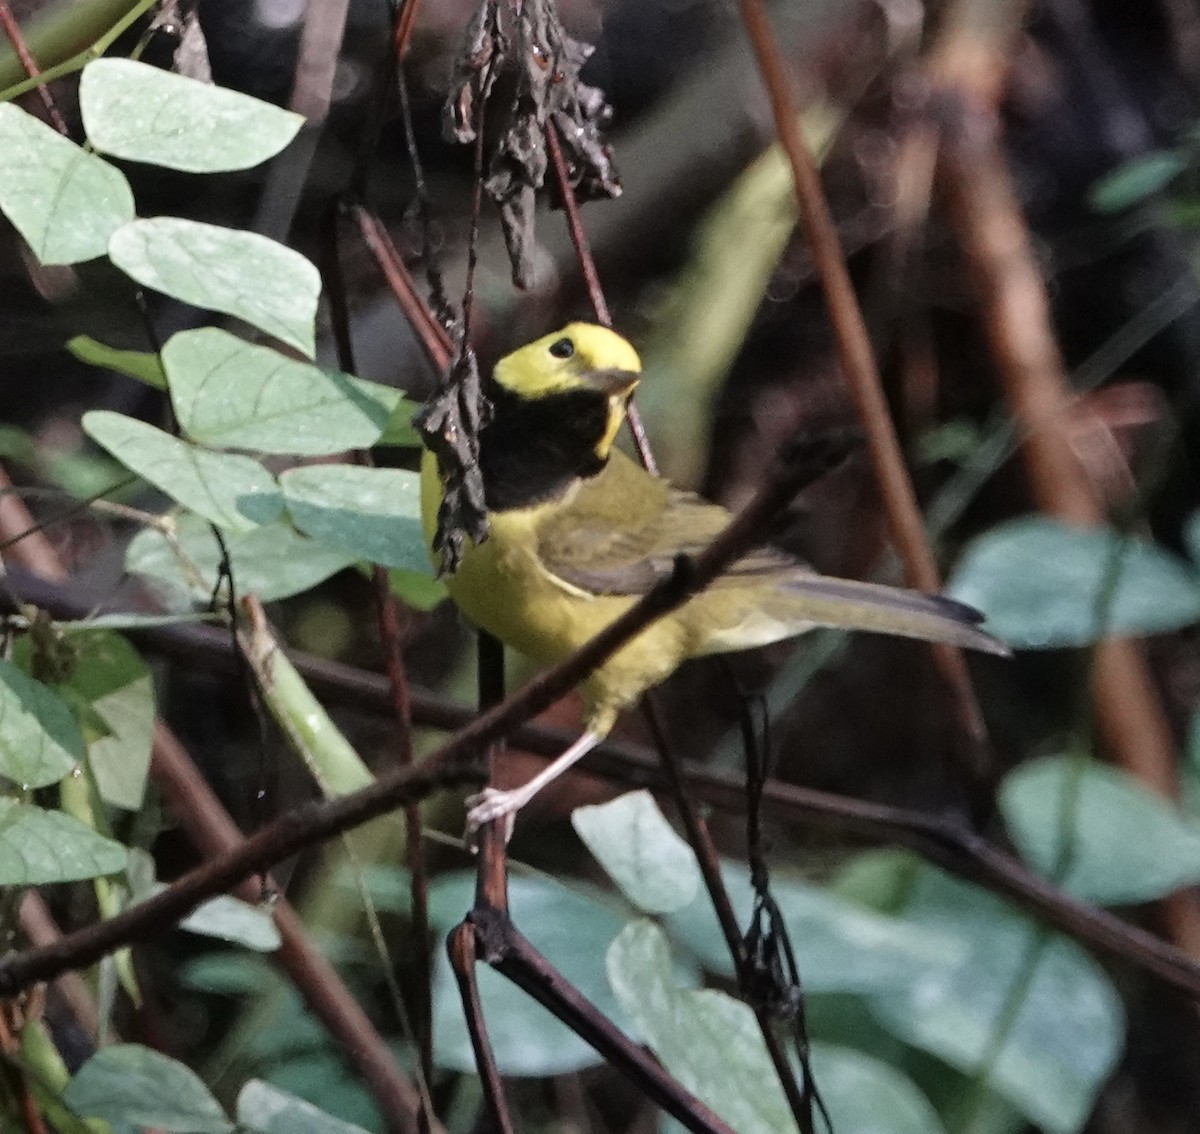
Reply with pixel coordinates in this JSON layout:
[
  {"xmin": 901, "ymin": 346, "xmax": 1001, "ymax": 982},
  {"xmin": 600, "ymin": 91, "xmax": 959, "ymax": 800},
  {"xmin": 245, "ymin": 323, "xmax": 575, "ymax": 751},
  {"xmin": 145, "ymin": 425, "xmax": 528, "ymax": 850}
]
[{"xmin": 465, "ymin": 788, "xmax": 518, "ymax": 844}]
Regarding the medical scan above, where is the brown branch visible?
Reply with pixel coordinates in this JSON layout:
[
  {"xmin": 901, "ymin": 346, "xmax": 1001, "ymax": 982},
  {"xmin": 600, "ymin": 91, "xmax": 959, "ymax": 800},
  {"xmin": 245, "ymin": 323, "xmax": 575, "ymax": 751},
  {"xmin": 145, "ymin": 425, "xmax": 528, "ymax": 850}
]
[
  {"xmin": 15, "ymin": 566, "xmax": 1200, "ymax": 999},
  {"xmin": 479, "ymin": 910, "xmax": 737, "ymax": 1134},
  {"xmin": 448, "ymin": 922, "xmax": 515, "ymax": 1134},
  {"xmin": 351, "ymin": 204, "xmax": 453, "ymax": 372},
  {"xmin": 17, "ymin": 894, "xmax": 102, "ymax": 1038},
  {"xmin": 737, "ymin": 0, "xmax": 996, "ymax": 798},
  {"xmin": 0, "ymin": 2, "xmax": 67, "ymax": 134},
  {"xmin": 544, "ymin": 120, "xmax": 659, "ymax": 476},
  {"xmin": 0, "ymin": 755, "xmax": 475, "ymax": 996}
]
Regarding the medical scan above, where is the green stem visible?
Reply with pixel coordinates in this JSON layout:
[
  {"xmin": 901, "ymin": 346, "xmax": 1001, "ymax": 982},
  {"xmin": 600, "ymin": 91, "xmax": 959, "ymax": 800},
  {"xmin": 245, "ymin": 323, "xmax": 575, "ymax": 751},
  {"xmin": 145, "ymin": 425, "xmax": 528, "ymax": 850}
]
[{"xmin": 0, "ymin": 0, "xmax": 157, "ymax": 103}]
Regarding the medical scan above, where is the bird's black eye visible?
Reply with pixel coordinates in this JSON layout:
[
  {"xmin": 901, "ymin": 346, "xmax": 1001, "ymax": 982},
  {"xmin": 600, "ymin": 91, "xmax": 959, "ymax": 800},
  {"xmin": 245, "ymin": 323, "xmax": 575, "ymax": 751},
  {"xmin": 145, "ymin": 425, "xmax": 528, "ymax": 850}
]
[{"xmin": 548, "ymin": 337, "xmax": 575, "ymax": 359}]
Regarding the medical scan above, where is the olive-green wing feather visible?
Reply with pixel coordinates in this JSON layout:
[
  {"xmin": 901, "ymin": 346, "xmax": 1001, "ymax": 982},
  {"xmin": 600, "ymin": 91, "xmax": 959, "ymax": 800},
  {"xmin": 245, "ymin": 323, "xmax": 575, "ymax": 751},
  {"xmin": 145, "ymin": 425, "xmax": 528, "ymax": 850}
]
[{"xmin": 535, "ymin": 452, "xmax": 1008, "ymax": 657}]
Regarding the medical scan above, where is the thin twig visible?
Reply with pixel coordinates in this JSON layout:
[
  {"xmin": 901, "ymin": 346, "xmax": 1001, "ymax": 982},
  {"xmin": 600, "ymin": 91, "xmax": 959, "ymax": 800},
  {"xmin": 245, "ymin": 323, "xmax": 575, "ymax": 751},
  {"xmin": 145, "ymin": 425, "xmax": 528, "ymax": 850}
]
[
  {"xmin": 448, "ymin": 922, "xmax": 515, "ymax": 1134},
  {"xmin": 0, "ymin": 1, "xmax": 68, "ymax": 134},
  {"xmin": 544, "ymin": 120, "xmax": 658, "ymax": 476},
  {"xmin": 351, "ymin": 204, "xmax": 454, "ymax": 371},
  {"xmin": 737, "ymin": 0, "xmax": 996, "ymax": 801}
]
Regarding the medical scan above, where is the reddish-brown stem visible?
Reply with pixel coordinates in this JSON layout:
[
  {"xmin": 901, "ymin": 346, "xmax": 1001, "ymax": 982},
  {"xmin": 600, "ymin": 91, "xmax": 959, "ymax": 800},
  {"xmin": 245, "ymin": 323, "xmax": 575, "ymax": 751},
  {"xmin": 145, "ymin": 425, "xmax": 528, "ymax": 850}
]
[
  {"xmin": 351, "ymin": 204, "xmax": 453, "ymax": 372},
  {"xmin": 448, "ymin": 922, "xmax": 515, "ymax": 1134},
  {"xmin": 17, "ymin": 895, "xmax": 103, "ymax": 1039},
  {"xmin": 0, "ymin": 2, "xmax": 67, "ymax": 134},
  {"xmin": 737, "ymin": 0, "xmax": 995, "ymax": 796},
  {"xmin": 485, "ymin": 912, "xmax": 737, "ymax": 1134},
  {"xmin": 392, "ymin": 0, "xmax": 422, "ymax": 60},
  {"xmin": 544, "ymin": 121, "xmax": 659, "ymax": 476}
]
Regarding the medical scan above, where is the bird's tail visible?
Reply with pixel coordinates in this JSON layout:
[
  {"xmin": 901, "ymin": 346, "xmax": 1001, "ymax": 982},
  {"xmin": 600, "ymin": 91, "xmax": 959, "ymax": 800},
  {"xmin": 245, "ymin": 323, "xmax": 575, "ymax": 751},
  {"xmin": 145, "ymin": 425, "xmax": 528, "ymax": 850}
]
[{"xmin": 769, "ymin": 574, "xmax": 1010, "ymax": 656}]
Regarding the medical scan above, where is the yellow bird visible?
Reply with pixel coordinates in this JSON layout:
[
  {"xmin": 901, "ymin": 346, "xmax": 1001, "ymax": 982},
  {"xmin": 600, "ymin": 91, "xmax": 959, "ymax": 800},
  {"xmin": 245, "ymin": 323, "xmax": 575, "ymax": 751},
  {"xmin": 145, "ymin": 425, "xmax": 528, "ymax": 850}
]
[{"xmin": 420, "ymin": 323, "xmax": 1007, "ymax": 834}]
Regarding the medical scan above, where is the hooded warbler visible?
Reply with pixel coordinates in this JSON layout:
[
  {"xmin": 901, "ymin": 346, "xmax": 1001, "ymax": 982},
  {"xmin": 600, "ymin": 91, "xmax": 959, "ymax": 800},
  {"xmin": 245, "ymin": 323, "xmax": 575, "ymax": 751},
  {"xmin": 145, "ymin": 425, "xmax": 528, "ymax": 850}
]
[{"xmin": 420, "ymin": 323, "xmax": 1007, "ymax": 835}]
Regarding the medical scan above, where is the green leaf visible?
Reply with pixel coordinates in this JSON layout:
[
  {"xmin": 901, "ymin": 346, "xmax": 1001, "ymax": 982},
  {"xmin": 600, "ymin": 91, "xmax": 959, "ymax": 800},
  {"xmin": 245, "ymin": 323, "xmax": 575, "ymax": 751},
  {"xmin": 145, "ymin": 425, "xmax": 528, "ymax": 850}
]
[
  {"xmin": 83, "ymin": 411, "xmax": 282, "ymax": 532},
  {"xmin": 0, "ymin": 423, "xmax": 37, "ymax": 465},
  {"xmin": 126, "ymin": 513, "xmax": 357, "ymax": 608},
  {"xmin": 0, "ymin": 658, "xmax": 85, "ymax": 788},
  {"xmin": 260, "ymin": 1053, "xmax": 380, "ymax": 1131},
  {"xmin": 80, "ymin": 58, "xmax": 303, "ymax": 173},
  {"xmin": 1088, "ymin": 150, "xmax": 1188, "ymax": 213},
  {"xmin": 377, "ymin": 400, "xmax": 422, "ymax": 448},
  {"xmin": 65, "ymin": 1044, "xmax": 233, "ymax": 1133},
  {"xmin": 67, "ymin": 334, "xmax": 166, "ymax": 389},
  {"xmin": 0, "ymin": 103, "xmax": 134, "ymax": 265},
  {"xmin": 0, "ymin": 799, "xmax": 127, "ymax": 885},
  {"xmin": 163, "ymin": 328, "xmax": 400, "ymax": 454},
  {"xmin": 177, "ymin": 893, "xmax": 281, "ymax": 952},
  {"xmin": 237, "ymin": 1081, "xmax": 372, "ymax": 1134},
  {"xmin": 609, "ymin": 920, "xmax": 795, "ymax": 1134},
  {"xmin": 869, "ymin": 869, "xmax": 1124, "ymax": 1134},
  {"xmin": 429, "ymin": 870, "xmax": 634, "ymax": 1075},
  {"xmin": 1001, "ymin": 754, "xmax": 1200, "ymax": 903},
  {"xmin": 280, "ymin": 465, "xmax": 429, "ymax": 571},
  {"xmin": 58, "ymin": 631, "xmax": 154, "ymax": 810},
  {"xmin": 948, "ymin": 516, "xmax": 1200, "ymax": 647},
  {"xmin": 572, "ymin": 790, "xmax": 701, "ymax": 913},
  {"xmin": 108, "ymin": 218, "xmax": 320, "ymax": 357},
  {"xmin": 808, "ymin": 1044, "xmax": 949, "ymax": 1134},
  {"xmin": 666, "ymin": 860, "xmax": 965, "ymax": 993}
]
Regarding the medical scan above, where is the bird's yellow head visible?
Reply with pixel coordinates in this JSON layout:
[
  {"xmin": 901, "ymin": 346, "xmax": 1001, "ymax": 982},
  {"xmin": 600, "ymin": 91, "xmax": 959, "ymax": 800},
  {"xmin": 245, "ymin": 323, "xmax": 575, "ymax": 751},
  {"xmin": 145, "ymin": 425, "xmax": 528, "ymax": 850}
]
[{"xmin": 492, "ymin": 323, "xmax": 641, "ymax": 462}]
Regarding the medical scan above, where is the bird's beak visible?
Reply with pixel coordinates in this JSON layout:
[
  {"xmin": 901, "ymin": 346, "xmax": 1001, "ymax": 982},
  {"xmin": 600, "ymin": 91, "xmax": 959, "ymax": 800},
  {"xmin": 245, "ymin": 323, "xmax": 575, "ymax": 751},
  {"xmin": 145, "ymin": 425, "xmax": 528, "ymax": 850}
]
[{"xmin": 583, "ymin": 368, "xmax": 641, "ymax": 397}]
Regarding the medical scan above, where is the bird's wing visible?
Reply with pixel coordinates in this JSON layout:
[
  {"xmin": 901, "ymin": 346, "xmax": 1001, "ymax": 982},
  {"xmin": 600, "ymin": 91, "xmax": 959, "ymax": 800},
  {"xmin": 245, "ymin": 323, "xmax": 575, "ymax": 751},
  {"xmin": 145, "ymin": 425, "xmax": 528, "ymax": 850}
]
[
  {"xmin": 535, "ymin": 452, "xmax": 784, "ymax": 594},
  {"xmin": 536, "ymin": 451, "xmax": 1009, "ymax": 657}
]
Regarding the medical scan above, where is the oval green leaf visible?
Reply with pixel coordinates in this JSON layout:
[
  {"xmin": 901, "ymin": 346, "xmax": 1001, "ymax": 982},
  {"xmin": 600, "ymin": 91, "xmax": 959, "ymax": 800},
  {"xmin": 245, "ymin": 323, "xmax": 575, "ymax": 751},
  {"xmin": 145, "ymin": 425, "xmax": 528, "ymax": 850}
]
[
  {"xmin": 1088, "ymin": 150, "xmax": 1188, "ymax": 213},
  {"xmin": 84, "ymin": 411, "xmax": 282, "ymax": 532},
  {"xmin": 869, "ymin": 868, "xmax": 1123, "ymax": 1134},
  {"xmin": 0, "ymin": 799, "xmax": 127, "ymax": 885},
  {"xmin": 236, "ymin": 1081, "xmax": 372, "ymax": 1134},
  {"xmin": 948, "ymin": 516, "xmax": 1200, "ymax": 647},
  {"xmin": 81, "ymin": 58, "xmax": 303, "ymax": 173},
  {"xmin": 163, "ymin": 328, "xmax": 400, "ymax": 454},
  {"xmin": 280, "ymin": 465, "xmax": 429, "ymax": 571},
  {"xmin": 126, "ymin": 513, "xmax": 358, "ymax": 608},
  {"xmin": 573, "ymin": 790, "xmax": 701, "ymax": 913},
  {"xmin": 108, "ymin": 218, "xmax": 320, "ymax": 357},
  {"xmin": 177, "ymin": 893, "xmax": 282, "ymax": 952},
  {"xmin": 59, "ymin": 630, "xmax": 155, "ymax": 811},
  {"xmin": 64, "ymin": 1044, "xmax": 233, "ymax": 1133},
  {"xmin": 1001, "ymin": 755, "xmax": 1200, "ymax": 904},
  {"xmin": 0, "ymin": 103, "xmax": 134, "ymax": 265},
  {"xmin": 0, "ymin": 658, "xmax": 85, "ymax": 788}
]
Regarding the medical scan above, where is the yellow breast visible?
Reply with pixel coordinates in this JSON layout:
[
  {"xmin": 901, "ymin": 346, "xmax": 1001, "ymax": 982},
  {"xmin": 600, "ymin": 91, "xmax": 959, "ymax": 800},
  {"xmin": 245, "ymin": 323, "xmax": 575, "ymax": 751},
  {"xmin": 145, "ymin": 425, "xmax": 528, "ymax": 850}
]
[{"xmin": 420, "ymin": 450, "xmax": 687, "ymax": 724}]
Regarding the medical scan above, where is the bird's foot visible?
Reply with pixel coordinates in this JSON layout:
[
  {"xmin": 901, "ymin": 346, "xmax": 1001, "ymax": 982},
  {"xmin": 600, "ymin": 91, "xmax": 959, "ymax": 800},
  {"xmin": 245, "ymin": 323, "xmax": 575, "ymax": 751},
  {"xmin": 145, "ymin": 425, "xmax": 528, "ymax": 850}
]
[{"xmin": 465, "ymin": 788, "xmax": 521, "ymax": 844}]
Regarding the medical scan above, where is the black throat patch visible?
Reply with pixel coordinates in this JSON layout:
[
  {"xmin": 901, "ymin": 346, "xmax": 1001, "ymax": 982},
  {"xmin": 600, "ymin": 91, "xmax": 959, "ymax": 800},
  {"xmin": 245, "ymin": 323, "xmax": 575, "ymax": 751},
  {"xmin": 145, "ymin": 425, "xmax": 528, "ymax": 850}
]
[{"xmin": 480, "ymin": 380, "xmax": 612, "ymax": 510}]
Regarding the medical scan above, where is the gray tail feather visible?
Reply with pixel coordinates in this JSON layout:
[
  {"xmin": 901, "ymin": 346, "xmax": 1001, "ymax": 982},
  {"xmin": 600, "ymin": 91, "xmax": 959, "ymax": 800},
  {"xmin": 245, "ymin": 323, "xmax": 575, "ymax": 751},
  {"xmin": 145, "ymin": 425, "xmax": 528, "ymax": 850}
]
[{"xmin": 779, "ymin": 575, "xmax": 1011, "ymax": 657}]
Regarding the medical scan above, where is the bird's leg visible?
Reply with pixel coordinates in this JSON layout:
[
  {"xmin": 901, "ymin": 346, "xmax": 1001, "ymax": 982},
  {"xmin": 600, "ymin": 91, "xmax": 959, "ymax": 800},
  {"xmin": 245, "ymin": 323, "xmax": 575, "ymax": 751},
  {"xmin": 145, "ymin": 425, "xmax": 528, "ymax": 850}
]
[{"xmin": 466, "ymin": 730, "xmax": 604, "ymax": 840}]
